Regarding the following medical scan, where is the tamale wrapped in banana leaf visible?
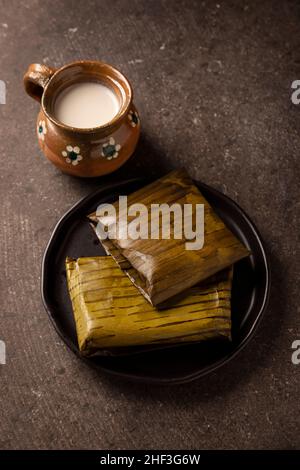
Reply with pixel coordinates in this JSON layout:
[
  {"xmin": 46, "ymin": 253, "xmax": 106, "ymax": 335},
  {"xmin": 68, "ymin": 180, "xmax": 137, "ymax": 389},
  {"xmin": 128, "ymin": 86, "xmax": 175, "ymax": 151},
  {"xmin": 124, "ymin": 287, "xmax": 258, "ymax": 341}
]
[
  {"xmin": 66, "ymin": 256, "xmax": 233, "ymax": 356},
  {"xmin": 89, "ymin": 168, "xmax": 249, "ymax": 305}
]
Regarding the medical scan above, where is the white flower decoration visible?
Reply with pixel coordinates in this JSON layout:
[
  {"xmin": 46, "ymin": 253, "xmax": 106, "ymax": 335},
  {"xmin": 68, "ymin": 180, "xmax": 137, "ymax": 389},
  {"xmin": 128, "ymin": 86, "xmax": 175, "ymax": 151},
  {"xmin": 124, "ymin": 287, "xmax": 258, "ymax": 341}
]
[
  {"xmin": 37, "ymin": 120, "xmax": 47, "ymax": 141},
  {"xmin": 101, "ymin": 137, "xmax": 121, "ymax": 160},
  {"xmin": 62, "ymin": 145, "xmax": 83, "ymax": 166},
  {"xmin": 128, "ymin": 110, "xmax": 139, "ymax": 127}
]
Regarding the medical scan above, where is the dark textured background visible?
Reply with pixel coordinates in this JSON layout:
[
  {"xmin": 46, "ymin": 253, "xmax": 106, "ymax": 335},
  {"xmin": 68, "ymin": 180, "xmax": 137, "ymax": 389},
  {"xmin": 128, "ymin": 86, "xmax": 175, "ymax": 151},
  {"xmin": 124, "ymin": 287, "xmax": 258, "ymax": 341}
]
[{"xmin": 0, "ymin": 0, "xmax": 299, "ymax": 449}]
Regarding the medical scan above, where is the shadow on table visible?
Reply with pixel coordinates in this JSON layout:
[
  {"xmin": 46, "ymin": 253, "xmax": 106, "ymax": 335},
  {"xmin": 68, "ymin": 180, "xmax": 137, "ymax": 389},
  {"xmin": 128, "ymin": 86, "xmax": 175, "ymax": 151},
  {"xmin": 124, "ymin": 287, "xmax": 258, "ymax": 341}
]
[{"xmin": 56, "ymin": 131, "xmax": 170, "ymax": 193}]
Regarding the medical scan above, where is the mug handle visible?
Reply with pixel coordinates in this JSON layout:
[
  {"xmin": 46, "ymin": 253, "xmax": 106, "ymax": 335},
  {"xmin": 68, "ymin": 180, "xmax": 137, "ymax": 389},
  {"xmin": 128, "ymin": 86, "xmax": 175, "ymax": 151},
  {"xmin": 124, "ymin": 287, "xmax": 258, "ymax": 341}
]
[{"xmin": 23, "ymin": 64, "xmax": 57, "ymax": 102}]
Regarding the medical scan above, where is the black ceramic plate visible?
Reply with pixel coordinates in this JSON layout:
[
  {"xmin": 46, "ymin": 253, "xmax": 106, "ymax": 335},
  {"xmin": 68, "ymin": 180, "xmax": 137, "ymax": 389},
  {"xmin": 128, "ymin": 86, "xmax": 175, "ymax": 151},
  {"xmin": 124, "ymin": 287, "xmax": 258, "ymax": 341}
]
[{"xmin": 41, "ymin": 178, "xmax": 270, "ymax": 384}]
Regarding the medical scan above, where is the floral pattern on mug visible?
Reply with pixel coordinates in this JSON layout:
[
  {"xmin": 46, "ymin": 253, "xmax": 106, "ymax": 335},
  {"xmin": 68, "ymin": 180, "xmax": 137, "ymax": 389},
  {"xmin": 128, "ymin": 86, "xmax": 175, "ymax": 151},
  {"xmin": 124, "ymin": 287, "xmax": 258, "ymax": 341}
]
[
  {"xmin": 62, "ymin": 145, "xmax": 83, "ymax": 165},
  {"xmin": 101, "ymin": 137, "xmax": 121, "ymax": 160},
  {"xmin": 37, "ymin": 120, "xmax": 47, "ymax": 141},
  {"xmin": 128, "ymin": 110, "xmax": 139, "ymax": 127}
]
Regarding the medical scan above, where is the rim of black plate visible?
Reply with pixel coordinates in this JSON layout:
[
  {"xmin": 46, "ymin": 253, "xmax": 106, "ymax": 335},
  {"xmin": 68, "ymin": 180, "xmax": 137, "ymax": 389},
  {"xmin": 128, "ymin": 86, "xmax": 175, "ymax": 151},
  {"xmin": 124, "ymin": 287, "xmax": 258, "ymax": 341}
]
[{"xmin": 41, "ymin": 176, "xmax": 271, "ymax": 385}]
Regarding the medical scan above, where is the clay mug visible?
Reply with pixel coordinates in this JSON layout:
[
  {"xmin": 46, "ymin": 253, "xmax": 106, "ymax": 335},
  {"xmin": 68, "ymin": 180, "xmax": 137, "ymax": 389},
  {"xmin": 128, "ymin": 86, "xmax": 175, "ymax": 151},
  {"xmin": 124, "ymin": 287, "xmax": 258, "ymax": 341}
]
[{"xmin": 23, "ymin": 60, "xmax": 140, "ymax": 177}]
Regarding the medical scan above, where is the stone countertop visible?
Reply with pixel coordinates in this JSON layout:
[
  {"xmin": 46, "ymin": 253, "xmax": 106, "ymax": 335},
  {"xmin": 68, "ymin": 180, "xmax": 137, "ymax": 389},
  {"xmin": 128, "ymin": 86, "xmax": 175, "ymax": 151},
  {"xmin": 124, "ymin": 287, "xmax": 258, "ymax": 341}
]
[{"xmin": 0, "ymin": 0, "xmax": 299, "ymax": 449}]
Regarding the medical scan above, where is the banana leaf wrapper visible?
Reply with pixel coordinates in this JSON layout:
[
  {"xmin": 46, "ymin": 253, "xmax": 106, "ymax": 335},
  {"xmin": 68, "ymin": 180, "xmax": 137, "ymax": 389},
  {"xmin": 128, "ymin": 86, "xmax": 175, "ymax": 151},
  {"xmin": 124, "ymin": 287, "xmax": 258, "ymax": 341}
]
[
  {"xmin": 88, "ymin": 168, "xmax": 249, "ymax": 306},
  {"xmin": 66, "ymin": 256, "xmax": 233, "ymax": 356}
]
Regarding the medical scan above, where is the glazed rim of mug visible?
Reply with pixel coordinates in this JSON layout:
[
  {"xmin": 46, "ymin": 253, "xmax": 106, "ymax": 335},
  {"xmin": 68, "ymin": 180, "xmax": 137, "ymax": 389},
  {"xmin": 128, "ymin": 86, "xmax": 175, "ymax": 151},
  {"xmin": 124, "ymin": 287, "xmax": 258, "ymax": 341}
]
[{"xmin": 41, "ymin": 60, "xmax": 133, "ymax": 133}]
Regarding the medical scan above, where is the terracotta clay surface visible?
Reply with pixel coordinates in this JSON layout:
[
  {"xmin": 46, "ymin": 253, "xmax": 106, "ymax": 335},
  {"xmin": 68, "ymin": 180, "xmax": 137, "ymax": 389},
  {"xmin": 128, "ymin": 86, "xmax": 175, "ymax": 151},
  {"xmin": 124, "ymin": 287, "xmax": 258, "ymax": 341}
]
[{"xmin": 0, "ymin": 0, "xmax": 299, "ymax": 451}]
